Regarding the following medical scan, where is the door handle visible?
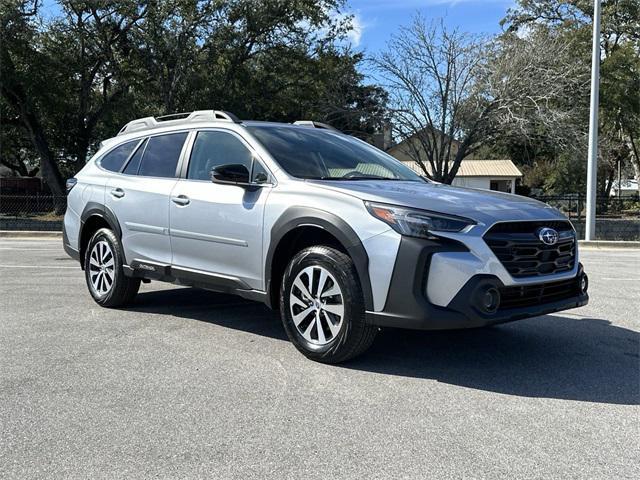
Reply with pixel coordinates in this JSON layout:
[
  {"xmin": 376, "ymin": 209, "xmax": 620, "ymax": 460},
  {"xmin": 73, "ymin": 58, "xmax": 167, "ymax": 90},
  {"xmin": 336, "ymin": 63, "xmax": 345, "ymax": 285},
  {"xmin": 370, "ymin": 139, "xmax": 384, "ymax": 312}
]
[
  {"xmin": 171, "ymin": 195, "xmax": 190, "ymax": 206},
  {"xmin": 110, "ymin": 188, "xmax": 125, "ymax": 198}
]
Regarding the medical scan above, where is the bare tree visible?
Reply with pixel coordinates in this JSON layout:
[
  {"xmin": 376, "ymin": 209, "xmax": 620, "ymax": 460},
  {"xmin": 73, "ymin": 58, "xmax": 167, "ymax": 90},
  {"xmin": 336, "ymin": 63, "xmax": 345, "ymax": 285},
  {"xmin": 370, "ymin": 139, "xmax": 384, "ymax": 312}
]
[{"xmin": 372, "ymin": 16, "xmax": 589, "ymax": 183}]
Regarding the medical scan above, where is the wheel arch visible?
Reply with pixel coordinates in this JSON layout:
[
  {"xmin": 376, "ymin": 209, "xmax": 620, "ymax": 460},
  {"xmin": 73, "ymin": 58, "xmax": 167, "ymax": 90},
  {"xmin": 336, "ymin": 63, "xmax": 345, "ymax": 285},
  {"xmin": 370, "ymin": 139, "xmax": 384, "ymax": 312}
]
[
  {"xmin": 79, "ymin": 202, "xmax": 122, "ymax": 269},
  {"xmin": 265, "ymin": 207, "xmax": 373, "ymax": 311}
]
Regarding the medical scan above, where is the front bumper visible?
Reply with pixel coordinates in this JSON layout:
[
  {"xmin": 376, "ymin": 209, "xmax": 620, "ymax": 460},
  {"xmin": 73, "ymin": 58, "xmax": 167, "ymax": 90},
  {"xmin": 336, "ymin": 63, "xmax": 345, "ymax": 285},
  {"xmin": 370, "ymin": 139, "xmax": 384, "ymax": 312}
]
[{"xmin": 366, "ymin": 236, "xmax": 589, "ymax": 330}]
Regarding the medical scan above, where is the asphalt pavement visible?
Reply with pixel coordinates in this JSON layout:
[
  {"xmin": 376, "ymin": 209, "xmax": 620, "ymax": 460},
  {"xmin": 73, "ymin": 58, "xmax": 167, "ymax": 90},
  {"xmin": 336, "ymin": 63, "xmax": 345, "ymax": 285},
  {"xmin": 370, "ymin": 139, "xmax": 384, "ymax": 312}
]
[{"xmin": 1, "ymin": 239, "xmax": 639, "ymax": 479}]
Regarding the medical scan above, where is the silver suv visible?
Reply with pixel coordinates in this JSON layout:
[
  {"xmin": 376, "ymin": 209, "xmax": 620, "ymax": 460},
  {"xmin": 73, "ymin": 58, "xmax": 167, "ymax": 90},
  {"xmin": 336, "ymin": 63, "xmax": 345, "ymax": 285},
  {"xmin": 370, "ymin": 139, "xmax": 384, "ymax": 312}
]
[{"xmin": 63, "ymin": 110, "xmax": 589, "ymax": 363}]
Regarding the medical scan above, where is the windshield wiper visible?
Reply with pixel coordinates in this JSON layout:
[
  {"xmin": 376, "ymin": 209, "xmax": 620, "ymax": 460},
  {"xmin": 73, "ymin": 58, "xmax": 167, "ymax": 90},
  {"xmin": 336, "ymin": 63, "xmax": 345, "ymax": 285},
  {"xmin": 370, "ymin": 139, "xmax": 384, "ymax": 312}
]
[
  {"xmin": 315, "ymin": 176, "xmax": 404, "ymax": 181},
  {"xmin": 343, "ymin": 176, "xmax": 405, "ymax": 181}
]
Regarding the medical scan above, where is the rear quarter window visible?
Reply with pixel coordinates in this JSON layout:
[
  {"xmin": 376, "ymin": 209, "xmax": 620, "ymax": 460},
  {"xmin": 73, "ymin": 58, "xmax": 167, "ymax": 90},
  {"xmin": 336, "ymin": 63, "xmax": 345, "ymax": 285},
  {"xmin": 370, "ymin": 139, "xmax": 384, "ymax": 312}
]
[
  {"xmin": 99, "ymin": 140, "xmax": 139, "ymax": 172},
  {"xmin": 122, "ymin": 138, "xmax": 147, "ymax": 175}
]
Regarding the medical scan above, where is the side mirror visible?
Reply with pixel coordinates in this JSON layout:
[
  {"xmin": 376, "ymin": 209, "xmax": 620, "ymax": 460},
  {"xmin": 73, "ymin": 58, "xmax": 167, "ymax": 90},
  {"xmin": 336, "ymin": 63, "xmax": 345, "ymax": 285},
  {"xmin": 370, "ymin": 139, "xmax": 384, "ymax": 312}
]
[{"xmin": 210, "ymin": 164, "xmax": 251, "ymax": 185}]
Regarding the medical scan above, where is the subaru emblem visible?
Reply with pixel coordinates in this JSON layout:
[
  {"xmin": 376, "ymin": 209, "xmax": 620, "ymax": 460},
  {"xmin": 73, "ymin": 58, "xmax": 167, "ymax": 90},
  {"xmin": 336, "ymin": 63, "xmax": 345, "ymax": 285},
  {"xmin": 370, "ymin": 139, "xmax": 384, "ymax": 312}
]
[{"xmin": 538, "ymin": 227, "xmax": 559, "ymax": 246}]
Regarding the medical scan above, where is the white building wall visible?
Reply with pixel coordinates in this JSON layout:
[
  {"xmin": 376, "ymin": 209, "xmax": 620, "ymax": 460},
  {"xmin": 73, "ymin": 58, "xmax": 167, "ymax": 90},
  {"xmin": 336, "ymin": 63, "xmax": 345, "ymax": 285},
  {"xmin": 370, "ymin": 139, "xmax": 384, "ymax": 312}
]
[{"xmin": 451, "ymin": 177, "xmax": 491, "ymax": 190}]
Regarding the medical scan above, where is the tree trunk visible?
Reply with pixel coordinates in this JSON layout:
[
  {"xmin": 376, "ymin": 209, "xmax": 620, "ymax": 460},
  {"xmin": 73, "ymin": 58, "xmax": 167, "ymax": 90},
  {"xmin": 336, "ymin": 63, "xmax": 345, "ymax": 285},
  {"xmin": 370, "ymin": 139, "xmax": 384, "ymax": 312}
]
[
  {"xmin": 3, "ymin": 101, "xmax": 65, "ymax": 197},
  {"xmin": 73, "ymin": 134, "xmax": 92, "ymax": 173},
  {"xmin": 0, "ymin": 157, "xmax": 39, "ymax": 177},
  {"xmin": 603, "ymin": 168, "xmax": 614, "ymax": 198},
  {"xmin": 1, "ymin": 47, "xmax": 66, "ymax": 199},
  {"xmin": 17, "ymin": 104, "xmax": 65, "ymax": 198},
  {"xmin": 443, "ymin": 137, "xmax": 473, "ymax": 184}
]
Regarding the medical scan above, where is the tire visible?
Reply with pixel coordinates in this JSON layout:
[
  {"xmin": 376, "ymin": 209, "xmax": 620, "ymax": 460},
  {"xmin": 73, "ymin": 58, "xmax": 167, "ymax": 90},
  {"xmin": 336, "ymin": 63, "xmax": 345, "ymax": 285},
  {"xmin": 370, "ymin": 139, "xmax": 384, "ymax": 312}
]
[
  {"xmin": 84, "ymin": 228, "xmax": 140, "ymax": 307},
  {"xmin": 279, "ymin": 246, "xmax": 377, "ymax": 363}
]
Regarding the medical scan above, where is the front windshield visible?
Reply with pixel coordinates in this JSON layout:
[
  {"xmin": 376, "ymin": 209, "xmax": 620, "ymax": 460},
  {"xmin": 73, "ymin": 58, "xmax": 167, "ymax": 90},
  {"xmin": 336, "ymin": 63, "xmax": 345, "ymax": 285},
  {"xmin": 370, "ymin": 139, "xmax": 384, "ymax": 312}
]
[{"xmin": 246, "ymin": 125, "xmax": 424, "ymax": 181}]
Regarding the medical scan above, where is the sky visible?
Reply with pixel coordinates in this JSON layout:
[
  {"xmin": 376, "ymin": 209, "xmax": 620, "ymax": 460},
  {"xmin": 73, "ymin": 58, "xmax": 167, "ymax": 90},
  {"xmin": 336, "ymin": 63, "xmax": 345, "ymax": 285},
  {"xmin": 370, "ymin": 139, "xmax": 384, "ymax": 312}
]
[{"xmin": 343, "ymin": 0, "xmax": 515, "ymax": 52}]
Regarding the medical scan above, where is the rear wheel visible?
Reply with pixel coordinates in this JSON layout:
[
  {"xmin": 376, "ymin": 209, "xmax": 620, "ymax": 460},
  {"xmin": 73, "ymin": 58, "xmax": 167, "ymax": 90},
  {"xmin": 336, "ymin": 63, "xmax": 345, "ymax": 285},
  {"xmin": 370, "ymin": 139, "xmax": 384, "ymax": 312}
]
[
  {"xmin": 84, "ymin": 228, "xmax": 140, "ymax": 307},
  {"xmin": 280, "ymin": 246, "xmax": 377, "ymax": 363}
]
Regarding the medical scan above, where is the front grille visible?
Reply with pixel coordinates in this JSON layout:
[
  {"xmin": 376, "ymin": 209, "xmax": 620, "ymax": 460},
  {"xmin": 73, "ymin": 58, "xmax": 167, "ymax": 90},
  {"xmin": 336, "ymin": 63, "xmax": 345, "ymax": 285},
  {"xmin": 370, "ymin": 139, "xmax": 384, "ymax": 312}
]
[
  {"xmin": 484, "ymin": 221, "xmax": 576, "ymax": 278},
  {"xmin": 498, "ymin": 277, "xmax": 580, "ymax": 310}
]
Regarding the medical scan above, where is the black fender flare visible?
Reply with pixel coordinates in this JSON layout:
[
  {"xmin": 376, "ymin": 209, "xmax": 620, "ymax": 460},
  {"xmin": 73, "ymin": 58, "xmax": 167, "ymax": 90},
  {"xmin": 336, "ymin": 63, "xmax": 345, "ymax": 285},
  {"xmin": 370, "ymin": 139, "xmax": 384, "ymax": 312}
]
[
  {"xmin": 79, "ymin": 202, "xmax": 123, "ymax": 264},
  {"xmin": 265, "ymin": 206, "xmax": 374, "ymax": 310}
]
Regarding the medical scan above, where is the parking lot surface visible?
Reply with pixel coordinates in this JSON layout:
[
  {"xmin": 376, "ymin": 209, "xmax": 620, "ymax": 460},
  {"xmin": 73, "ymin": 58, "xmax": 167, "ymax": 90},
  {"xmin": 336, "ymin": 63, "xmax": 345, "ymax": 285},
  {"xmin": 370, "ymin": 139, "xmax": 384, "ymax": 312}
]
[{"xmin": 1, "ymin": 239, "xmax": 639, "ymax": 479}]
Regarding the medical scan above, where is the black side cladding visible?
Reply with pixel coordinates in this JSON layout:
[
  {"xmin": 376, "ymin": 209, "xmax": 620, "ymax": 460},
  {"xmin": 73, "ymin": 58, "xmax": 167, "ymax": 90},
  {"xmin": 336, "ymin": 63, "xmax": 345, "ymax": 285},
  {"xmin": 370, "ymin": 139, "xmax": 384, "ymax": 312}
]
[
  {"xmin": 70, "ymin": 202, "xmax": 123, "ymax": 267},
  {"xmin": 80, "ymin": 202, "xmax": 122, "ymax": 239},
  {"xmin": 265, "ymin": 206, "xmax": 374, "ymax": 310},
  {"xmin": 366, "ymin": 235, "xmax": 470, "ymax": 330}
]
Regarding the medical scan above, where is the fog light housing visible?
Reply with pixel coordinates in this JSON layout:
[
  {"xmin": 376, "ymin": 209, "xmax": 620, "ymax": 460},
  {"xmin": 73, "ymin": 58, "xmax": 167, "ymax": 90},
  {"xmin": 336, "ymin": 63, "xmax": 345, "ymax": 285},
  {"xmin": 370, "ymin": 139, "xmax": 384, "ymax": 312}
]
[
  {"xmin": 477, "ymin": 286, "xmax": 500, "ymax": 314},
  {"xmin": 579, "ymin": 273, "xmax": 588, "ymax": 294}
]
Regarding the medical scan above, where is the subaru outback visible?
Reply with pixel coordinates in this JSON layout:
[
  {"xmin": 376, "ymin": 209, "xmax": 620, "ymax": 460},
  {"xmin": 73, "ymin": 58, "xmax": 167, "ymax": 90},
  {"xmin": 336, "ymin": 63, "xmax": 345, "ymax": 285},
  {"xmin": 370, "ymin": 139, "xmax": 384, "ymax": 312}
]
[{"xmin": 63, "ymin": 110, "xmax": 589, "ymax": 363}]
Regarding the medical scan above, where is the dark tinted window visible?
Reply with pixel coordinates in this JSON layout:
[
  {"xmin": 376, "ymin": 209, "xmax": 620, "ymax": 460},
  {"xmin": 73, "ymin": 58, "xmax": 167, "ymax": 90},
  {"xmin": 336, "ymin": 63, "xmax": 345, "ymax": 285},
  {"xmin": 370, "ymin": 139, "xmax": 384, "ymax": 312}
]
[
  {"xmin": 123, "ymin": 138, "xmax": 147, "ymax": 175},
  {"xmin": 138, "ymin": 132, "xmax": 188, "ymax": 178},
  {"xmin": 247, "ymin": 125, "xmax": 422, "ymax": 181},
  {"xmin": 187, "ymin": 131, "xmax": 253, "ymax": 181},
  {"xmin": 99, "ymin": 140, "xmax": 139, "ymax": 172}
]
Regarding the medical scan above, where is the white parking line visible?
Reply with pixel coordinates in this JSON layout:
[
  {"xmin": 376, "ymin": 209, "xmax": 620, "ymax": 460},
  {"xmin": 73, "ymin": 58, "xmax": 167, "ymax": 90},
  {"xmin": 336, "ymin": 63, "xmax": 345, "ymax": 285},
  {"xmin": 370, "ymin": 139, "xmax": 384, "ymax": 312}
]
[
  {"xmin": 0, "ymin": 265, "xmax": 77, "ymax": 269},
  {"xmin": 0, "ymin": 248, "xmax": 61, "ymax": 251},
  {"xmin": 601, "ymin": 277, "xmax": 640, "ymax": 281}
]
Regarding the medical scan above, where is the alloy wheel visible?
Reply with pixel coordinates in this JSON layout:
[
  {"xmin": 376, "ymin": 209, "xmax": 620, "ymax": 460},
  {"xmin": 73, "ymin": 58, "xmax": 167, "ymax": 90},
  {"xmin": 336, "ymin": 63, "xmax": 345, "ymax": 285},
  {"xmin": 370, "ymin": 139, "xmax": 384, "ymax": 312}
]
[
  {"xmin": 88, "ymin": 240, "xmax": 115, "ymax": 296},
  {"xmin": 289, "ymin": 265, "xmax": 344, "ymax": 345}
]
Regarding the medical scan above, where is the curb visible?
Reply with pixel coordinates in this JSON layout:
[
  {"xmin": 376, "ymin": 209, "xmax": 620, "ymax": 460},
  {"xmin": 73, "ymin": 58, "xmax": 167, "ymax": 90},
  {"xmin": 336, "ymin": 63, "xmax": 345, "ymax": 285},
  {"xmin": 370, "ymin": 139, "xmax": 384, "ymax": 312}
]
[
  {"xmin": 578, "ymin": 240, "xmax": 640, "ymax": 249},
  {"xmin": 0, "ymin": 230, "xmax": 62, "ymax": 239}
]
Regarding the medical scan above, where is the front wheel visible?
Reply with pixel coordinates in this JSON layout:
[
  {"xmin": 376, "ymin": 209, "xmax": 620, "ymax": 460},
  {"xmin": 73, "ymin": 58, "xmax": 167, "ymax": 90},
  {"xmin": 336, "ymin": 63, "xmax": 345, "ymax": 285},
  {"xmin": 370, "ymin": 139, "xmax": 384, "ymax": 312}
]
[
  {"xmin": 279, "ymin": 246, "xmax": 377, "ymax": 363},
  {"xmin": 84, "ymin": 228, "xmax": 140, "ymax": 307}
]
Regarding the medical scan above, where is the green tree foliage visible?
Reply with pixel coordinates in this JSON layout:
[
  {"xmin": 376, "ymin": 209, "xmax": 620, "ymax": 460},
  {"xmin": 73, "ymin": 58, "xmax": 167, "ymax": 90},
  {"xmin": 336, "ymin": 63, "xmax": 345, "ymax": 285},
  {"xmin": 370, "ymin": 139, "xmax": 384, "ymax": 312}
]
[
  {"xmin": 1, "ymin": 0, "xmax": 66, "ymax": 195},
  {"xmin": 1, "ymin": 0, "xmax": 386, "ymax": 194},
  {"xmin": 501, "ymin": 0, "xmax": 640, "ymax": 195}
]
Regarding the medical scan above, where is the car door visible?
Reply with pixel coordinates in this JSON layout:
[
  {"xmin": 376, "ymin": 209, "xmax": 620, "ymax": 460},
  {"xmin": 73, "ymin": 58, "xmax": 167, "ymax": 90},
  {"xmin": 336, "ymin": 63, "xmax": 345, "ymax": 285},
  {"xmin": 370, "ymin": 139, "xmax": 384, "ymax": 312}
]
[
  {"xmin": 169, "ymin": 129, "xmax": 272, "ymax": 290},
  {"xmin": 106, "ymin": 131, "xmax": 189, "ymax": 265}
]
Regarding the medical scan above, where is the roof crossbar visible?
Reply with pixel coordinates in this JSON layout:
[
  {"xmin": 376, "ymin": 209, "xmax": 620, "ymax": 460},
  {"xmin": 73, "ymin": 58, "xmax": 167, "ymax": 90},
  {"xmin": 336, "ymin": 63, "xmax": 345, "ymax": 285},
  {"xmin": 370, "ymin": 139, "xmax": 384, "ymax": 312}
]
[{"xmin": 117, "ymin": 110, "xmax": 240, "ymax": 136}]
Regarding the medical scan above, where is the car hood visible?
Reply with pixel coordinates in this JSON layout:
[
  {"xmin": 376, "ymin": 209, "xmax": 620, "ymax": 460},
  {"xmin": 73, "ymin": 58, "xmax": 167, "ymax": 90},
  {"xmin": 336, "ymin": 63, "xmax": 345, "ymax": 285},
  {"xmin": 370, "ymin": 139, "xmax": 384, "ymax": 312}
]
[{"xmin": 308, "ymin": 180, "xmax": 566, "ymax": 225}]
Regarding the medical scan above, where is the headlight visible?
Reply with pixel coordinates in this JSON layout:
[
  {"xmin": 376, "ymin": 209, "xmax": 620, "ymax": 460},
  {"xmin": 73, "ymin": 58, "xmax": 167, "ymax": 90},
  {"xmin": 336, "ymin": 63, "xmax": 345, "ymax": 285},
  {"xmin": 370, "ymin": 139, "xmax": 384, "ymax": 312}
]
[{"xmin": 365, "ymin": 201, "xmax": 475, "ymax": 238}]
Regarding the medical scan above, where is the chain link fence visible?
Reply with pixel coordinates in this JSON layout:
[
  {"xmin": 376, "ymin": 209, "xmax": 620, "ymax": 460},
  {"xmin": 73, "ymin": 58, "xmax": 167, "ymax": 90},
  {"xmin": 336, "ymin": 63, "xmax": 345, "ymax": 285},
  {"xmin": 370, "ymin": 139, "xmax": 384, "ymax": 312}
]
[
  {"xmin": 0, "ymin": 192, "xmax": 639, "ymax": 239},
  {"xmin": 531, "ymin": 195, "xmax": 640, "ymax": 220},
  {"xmin": 531, "ymin": 195, "xmax": 640, "ymax": 240},
  {"xmin": 0, "ymin": 195, "xmax": 67, "ymax": 231}
]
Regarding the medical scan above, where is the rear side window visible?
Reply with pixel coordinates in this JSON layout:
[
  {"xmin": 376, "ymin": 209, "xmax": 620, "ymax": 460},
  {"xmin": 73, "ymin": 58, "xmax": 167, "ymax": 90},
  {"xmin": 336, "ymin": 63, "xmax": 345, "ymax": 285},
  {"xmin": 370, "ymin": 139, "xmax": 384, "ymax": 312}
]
[
  {"xmin": 187, "ymin": 131, "xmax": 253, "ymax": 181},
  {"xmin": 99, "ymin": 140, "xmax": 139, "ymax": 172},
  {"xmin": 123, "ymin": 139, "xmax": 147, "ymax": 175},
  {"xmin": 138, "ymin": 132, "xmax": 188, "ymax": 178}
]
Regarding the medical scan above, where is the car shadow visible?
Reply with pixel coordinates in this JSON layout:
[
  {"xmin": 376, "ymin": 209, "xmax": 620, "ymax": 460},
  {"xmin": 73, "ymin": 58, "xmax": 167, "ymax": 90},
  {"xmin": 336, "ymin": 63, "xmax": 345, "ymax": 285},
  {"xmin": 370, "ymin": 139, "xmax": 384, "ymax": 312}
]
[
  {"xmin": 129, "ymin": 287, "xmax": 639, "ymax": 406},
  {"xmin": 128, "ymin": 286, "xmax": 288, "ymax": 341}
]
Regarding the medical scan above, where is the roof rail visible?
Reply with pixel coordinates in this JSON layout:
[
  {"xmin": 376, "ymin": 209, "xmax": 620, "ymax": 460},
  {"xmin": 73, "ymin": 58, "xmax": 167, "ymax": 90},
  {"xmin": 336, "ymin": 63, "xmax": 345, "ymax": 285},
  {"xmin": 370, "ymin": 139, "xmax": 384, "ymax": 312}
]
[
  {"xmin": 293, "ymin": 120, "xmax": 339, "ymax": 131},
  {"xmin": 117, "ymin": 110, "xmax": 241, "ymax": 136}
]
